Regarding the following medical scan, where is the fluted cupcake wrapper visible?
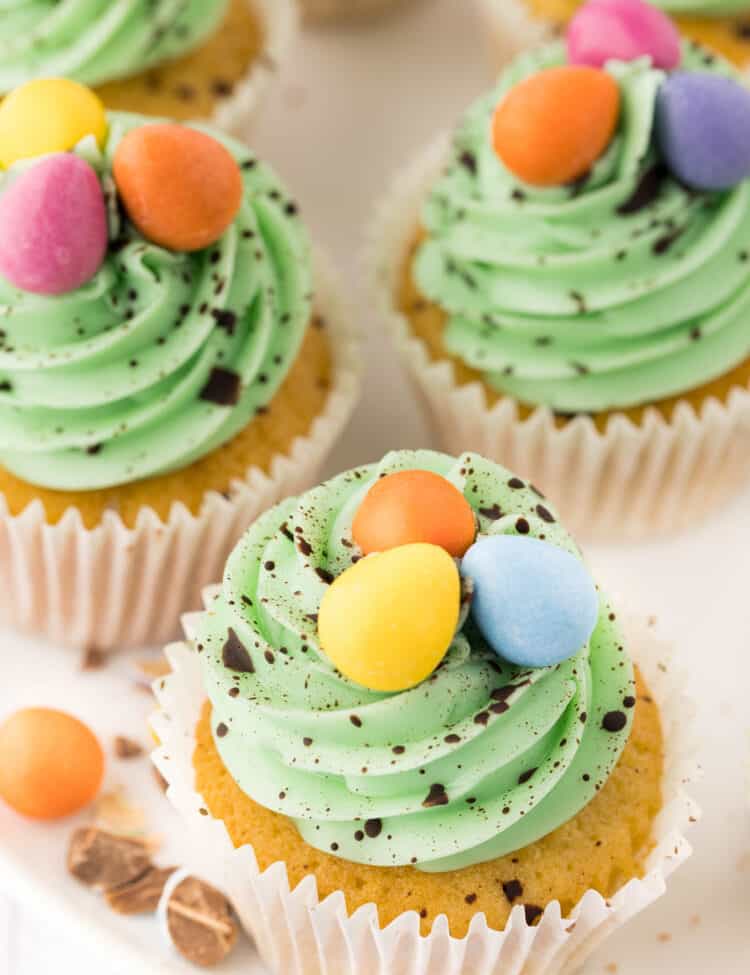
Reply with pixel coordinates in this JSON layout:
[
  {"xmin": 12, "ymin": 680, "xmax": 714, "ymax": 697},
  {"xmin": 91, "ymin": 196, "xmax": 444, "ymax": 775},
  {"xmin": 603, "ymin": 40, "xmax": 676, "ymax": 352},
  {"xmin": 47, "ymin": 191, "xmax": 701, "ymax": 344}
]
[
  {"xmin": 299, "ymin": 0, "xmax": 416, "ymax": 24},
  {"xmin": 366, "ymin": 136, "xmax": 750, "ymax": 539},
  {"xmin": 0, "ymin": 251, "xmax": 361, "ymax": 651},
  {"xmin": 209, "ymin": 0, "xmax": 297, "ymax": 135},
  {"xmin": 151, "ymin": 602, "xmax": 698, "ymax": 975}
]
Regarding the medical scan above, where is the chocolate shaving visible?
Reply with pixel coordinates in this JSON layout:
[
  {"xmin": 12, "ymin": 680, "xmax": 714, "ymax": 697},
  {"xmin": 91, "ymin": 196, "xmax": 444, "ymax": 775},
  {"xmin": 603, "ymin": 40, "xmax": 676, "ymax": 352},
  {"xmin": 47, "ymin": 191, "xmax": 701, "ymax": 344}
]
[
  {"xmin": 105, "ymin": 866, "xmax": 176, "ymax": 915},
  {"xmin": 167, "ymin": 876, "xmax": 239, "ymax": 968},
  {"xmin": 114, "ymin": 736, "xmax": 144, "ymax": 760},
  {"xmin": 68, "ymin": 828, "xmax": 152, "ymax": 892},
  {"xmin": 199, "ymin": 367, "xmax": 241, "ymax": 406},
  {"xmin": 81, "ymin": 646, "xmax": 107, "ymax": 671},
  {"xmin": 222, "ymin": 627, "xmax": 254, "ymax": 673}
]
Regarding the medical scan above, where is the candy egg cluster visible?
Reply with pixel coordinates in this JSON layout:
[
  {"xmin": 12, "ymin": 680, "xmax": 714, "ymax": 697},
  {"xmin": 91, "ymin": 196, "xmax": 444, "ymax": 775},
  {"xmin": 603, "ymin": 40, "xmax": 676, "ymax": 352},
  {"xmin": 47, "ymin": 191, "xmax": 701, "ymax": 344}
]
[
  {"xmin": 319, "ymin": 470, "xmax": 599, "ymax": 693},
  {"xmin": 0, "ymin": 78, "xmax": 243, "ymax": 296},
  {"xmin": 492, "ymin": 0, "xmax": 750, "ymax": 192}
]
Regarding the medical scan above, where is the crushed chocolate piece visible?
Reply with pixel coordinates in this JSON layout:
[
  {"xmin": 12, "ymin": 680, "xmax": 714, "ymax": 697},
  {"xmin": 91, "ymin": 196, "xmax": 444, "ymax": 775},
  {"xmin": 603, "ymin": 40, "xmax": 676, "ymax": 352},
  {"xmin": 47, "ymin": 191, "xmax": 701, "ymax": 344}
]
[
  {"xmin": 114, "ymin": 736, "xmax": 144, "ymax": 760},
  {"xmin": 167, "ymin": 876, "xmax": 239, "ymax": 968},
  {"xmin": 106, "ymin": 866, "xmax": 176, "ymax": 915},
  {"xmin": 81, "ymin": 646, "xmax": 107, "ymax": 671},
  {"xmin": 68, "ymin": 828, "xmax": 152, "ymax": 891}
]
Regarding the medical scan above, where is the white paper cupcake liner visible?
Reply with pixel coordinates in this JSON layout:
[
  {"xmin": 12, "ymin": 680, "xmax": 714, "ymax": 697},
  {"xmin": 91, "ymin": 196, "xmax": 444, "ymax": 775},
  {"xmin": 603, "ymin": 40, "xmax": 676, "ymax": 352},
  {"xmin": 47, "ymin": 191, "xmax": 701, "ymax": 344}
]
[
  {"xmin": 367, "ymin": 136, "xmax": 750, "ymax": 539},
  {"xmin": 208, "ymin": 0, "xmax": 298, "ymax": 136},
  {"xmin": 151, "ymin": 603, "xmax": 699, "ymax": 975},
  {"xmin": 0, "ymin": 251, "xmax": 360, "ymax": 652},
  {"xmin": 299, "ymin": 0, "xmax": 415, "ymax": 24}
]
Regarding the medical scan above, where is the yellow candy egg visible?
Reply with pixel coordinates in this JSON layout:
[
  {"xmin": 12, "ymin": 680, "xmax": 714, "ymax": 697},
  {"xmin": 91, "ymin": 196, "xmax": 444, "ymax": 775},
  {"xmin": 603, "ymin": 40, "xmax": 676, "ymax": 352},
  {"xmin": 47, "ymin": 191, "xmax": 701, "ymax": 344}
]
[
  {"xmin": 0, "ymin": 79, "xmax": 107, "ymax": 168},
  {"xmin": 318, "ymin": 543, "xmax": 460, "ymax": 693}
]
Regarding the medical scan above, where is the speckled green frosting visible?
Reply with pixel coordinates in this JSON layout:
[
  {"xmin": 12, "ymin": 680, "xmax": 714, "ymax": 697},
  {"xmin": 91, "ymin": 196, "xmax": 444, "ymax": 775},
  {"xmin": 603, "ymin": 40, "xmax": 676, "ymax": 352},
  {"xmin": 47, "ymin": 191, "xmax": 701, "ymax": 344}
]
[
  {"xmin": 0, "ymin": 113, "xmax": 312, "ymax": 491},
  {"xmin": 0, "ymin": 0, "xmax": 230, "ymax": 92},
  {"xmin": 655, "ymin": 1, "xmax": 750, "ymax": 12},
  {"xmin": 195, "ymin": 450, "xmax": 635, "ymax": 873},
  {"xmin": 415, "ymin": 42, "xmax": 750, "ymax": 413}
]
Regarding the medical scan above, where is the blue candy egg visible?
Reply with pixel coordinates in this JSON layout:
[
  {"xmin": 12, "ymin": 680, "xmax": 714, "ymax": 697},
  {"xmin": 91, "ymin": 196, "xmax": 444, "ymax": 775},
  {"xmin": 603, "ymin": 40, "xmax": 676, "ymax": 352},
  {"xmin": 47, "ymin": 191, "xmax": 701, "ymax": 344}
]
[
  {"xmin": 461, "ymin": 536, "xmax": 599, "ymax": 668},
  {"xmin": 656, "ymin": 72, "xmax": 750, "ymax": 191}
]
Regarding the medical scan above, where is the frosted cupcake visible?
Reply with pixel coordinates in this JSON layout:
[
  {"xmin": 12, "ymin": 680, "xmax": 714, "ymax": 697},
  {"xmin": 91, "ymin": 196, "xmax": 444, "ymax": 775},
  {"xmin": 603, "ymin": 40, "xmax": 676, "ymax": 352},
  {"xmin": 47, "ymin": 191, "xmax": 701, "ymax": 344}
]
[
  {"xmin": 0, "ymin": 0, "xmax": 295, "ymax": 131},
  {"xmin": 371, "ymin": 1, "xmax": 750, "ymax": 536},
  {"xmin": 479, "ymin": 0, "xmax": 750, "ymax": 72},
  {"xmin": 153, "ymin": 449, "xmax": 696, "ymax": 974},
  {"xmin": 0, "ymin": 79, "xmax": 359, "ymax": 650}
]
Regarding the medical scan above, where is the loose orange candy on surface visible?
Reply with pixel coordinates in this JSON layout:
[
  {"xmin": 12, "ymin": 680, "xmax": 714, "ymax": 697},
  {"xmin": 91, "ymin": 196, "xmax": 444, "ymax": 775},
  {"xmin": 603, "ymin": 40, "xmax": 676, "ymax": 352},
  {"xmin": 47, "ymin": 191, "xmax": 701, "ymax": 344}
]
[
  {"xmin": 352, "ymin": 469, "xmax": 476, "ymax": 557},
  {"xmin": 491, "ymin": 66, "xmax": 621, "ymax": 187},
  {"xmin": 0, "ymin": 708, "xmax": 104, "ymax": 820},
  {"xmin": 113, "ymin": 124, "xmax": 244, "ymax": 252}
]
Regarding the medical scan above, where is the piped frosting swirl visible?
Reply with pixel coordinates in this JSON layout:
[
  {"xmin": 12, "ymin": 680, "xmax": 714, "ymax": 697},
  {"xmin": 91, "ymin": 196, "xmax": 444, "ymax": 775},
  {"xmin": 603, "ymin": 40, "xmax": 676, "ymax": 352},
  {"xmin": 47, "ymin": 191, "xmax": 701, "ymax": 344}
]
[{"xmin": 196, "ymin": 450, "xmax": 635, "ymax": 872}]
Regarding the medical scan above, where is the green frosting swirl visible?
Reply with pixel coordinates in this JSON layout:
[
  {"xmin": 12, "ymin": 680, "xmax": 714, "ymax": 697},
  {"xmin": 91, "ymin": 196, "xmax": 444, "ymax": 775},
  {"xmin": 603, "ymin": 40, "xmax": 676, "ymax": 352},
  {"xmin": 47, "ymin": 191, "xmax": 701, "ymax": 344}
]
[
  {"xmin": 655, "ymin": 1, "xmax": 750, "ymax": 13},
  {"xmin": 415, "ymin": 43, "xmax": 750, "ymax": 413},
  {"xmin": 195, "ymin": 450, "xmax": 635, "ymax": 873},
  {"xmin": 0, "ymin": 113, "xmax": 312, "ymax": 491},
  {"xmin": 0, "ymin": 0, "xmax": 230, "ymax": 92}
]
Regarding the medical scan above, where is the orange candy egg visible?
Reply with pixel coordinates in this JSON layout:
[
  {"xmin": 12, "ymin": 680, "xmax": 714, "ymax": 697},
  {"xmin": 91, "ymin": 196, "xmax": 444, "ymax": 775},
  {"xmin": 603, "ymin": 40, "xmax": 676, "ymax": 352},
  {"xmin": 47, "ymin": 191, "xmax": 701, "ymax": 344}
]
[
  {"xmin": 0, "ymin": 708, "xmax": 104, "ymax": 820},
  {"xmin": 113, "ymin": 124, "xmax": 244, "ymax": 252},
  {"xmin": 352, "ymin": 470, "xmax": 476, "ymax": 557},
  {"xmin": 492, "ymin": 66, "xmax": 621, "ymax": 187}
]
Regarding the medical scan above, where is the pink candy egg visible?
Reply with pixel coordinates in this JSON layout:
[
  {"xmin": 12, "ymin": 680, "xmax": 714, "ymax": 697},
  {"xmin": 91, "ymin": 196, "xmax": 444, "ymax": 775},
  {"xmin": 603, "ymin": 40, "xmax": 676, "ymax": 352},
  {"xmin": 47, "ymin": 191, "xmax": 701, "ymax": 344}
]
[
  {"xmin": 0, "ymin": 153, "xmax": 108, "ymax": 296},
  {"xmin": 567, "ymin": 0, "xmax": 681, "ymax": 71}
]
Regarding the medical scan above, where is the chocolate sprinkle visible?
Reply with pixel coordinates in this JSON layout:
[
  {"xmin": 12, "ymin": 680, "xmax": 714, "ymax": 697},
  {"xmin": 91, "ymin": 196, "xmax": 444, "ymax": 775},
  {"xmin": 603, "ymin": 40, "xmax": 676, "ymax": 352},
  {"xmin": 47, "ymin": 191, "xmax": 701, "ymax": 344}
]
[
  {"xmin": 602, "ymin": 710, "xmax": 627, "ymax": 732},
  {"xmin": 364, "ymin": 818, "xmax": 383, "ymax": 838},
  {"xmin": 222, "ymin": 628, "xmax": 254, "ymax": 674},
  {"xmin": 216, "ymin": 723, "xmax": 228, "ymax": 738},
  {"xmin": 524, "ymin": 904, "xmax": 543, "ymax": 926},
  {"xmin": 199, "ymin": 367, "xmax": 241, "ymax": 406},
  {"xmin": 502, "ymin": 879, "xmax": 523, "ymax": 903},
  {"xmin": 422, "ymin": 784, "xmax": 449, "ymax": 808},
  {"xmin": 518, "ymin": 767, "xmax": 537, "ymax": 785},
  {"xmin": 616, "ymin": 164, "xmax": 667, "ymax": 215}
]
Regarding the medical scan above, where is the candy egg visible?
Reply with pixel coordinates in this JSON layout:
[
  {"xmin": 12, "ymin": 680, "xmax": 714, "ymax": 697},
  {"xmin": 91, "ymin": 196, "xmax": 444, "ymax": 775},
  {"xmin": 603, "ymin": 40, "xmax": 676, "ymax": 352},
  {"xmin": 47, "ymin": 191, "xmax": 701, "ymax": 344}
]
[
  {"xmin": 318, "ymin": 543, "xmax": 460, "ymax": 692},
  {"xmin": 113, "ymin": 124, "xmax": 243, "ymax": 252},
  {"xmin": 0, "ymin": 708, "xmax": 104, "ymax": 820},
  {"xmin": 568, "ymin": 0, "xmax": 681, "ymax": 71},
  {"xmin": 656, "ymin": 72, "xmax": 750, "ymax": 191},
  {"xmin": 0, "ymin": 154, "xmax": 108, "ymax": 295},
  {"xmin": 462, "ymin": 536, "xmax": 599, "ymax": 668},
  {"xmin": 352, "ymin": 470, "xmax": 476, "ymax": 557},
  {"xmin": 0, "ymin": 79, "xmax": 107, "ymax": 168},
  {"xmin": 492, "ymin": 66, "xmax": 621, "ymax": 187}
]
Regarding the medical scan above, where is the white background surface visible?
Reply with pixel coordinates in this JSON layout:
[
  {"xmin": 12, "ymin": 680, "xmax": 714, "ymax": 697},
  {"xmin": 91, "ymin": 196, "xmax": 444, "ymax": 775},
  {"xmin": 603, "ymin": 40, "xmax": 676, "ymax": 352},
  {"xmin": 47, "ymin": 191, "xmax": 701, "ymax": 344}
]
[{"xmin": 0, "ymin": 1, "xmax": 749, "ymax": 971}]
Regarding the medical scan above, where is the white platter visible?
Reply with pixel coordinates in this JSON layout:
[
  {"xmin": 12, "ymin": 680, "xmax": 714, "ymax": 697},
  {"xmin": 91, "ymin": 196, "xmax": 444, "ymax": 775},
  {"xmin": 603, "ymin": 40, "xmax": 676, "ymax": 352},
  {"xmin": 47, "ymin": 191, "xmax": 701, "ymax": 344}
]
[{"xmin": 1, "ymin": 1, "xmax": 749, "ymax": 972}]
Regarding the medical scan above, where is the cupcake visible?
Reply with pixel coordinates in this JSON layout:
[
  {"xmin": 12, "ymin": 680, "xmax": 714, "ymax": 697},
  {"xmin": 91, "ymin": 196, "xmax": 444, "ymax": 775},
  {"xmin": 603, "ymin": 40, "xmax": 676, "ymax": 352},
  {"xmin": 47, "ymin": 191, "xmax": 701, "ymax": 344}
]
[
  {"xmin": 479, "ymin": 0, "xmax": 750, "ymax": 72},
  {"xmin": 371, "ymin": 3, "xmax": 750, "ymax": 537},
  {"xmin": 153, "ymin": 449, "xmax": 696, "ymax": 974},
  {"xmin": 0, "ymin": 79, "xmax": 360, "ymax": 651},
  {"xmin": 300, "ymin": 0, "xmax": 417, "ymax": 23},
  {"xmin": 0, "ymin": 0, "xmax": 296, "ymax": 132}
]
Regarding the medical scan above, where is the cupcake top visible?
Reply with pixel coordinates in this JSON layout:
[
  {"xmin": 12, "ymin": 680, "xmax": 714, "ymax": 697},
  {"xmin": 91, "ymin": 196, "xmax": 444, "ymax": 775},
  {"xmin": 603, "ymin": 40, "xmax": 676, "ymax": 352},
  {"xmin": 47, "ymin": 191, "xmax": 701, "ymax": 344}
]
[
  {"xmin": 195, "ymin": 449, "xmax": 635, "ymax": 873},
  {"xmin": 416, "ymin": 0, "xmax": 750, "ymax": 413},
  {"xmin": 0, "ymin": 79, "xmax": 312, "ymax": 492},
  {"xmin": 0, "ymin": 0, "xmax": 230, "ymax": 93}
]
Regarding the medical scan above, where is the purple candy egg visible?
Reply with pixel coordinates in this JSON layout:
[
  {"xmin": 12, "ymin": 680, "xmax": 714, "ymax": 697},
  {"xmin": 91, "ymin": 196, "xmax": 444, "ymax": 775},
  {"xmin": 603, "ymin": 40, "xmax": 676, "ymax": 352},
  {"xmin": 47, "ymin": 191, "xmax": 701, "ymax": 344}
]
[
  {"xmin": 656, "ymin": 72, "xmax": 750, "ymax": 191},
  {"xmin": 568, "ymin": 0, "xmax": 681, "ymax": 70},
  {"xmin": 0, "ymin": 153, "xmax": 108, "ymax": 296}
]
